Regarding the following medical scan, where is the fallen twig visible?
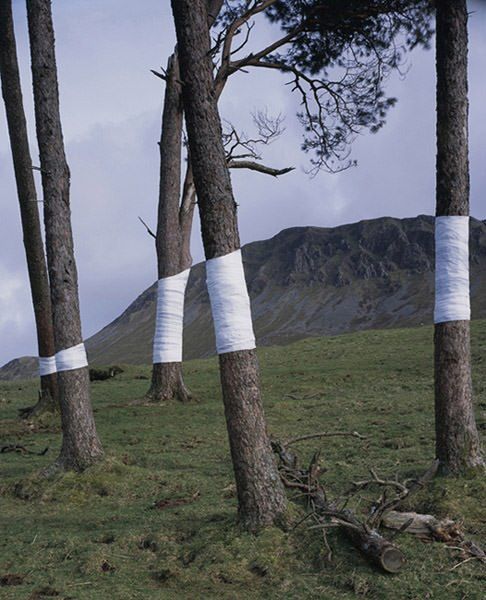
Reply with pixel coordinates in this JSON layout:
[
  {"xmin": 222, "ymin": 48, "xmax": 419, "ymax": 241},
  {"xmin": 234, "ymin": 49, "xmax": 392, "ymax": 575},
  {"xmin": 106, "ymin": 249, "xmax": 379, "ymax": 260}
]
[
  {"xmin": 283, "ymin": 431, "xmax": 366, "ymax": 447},
  {"xmin": 284, "ymin": 391, "xmax": 322, "ymax": 401},
  {"xmin": 1, "ymin": 444, "xmax": 48, "ymax": 456}
]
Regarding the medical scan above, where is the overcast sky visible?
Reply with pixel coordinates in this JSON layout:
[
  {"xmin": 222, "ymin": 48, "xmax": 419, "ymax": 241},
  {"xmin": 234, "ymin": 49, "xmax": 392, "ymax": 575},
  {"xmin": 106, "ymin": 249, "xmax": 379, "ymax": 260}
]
[{"xmin": 1, "ymin": 0, "xmax": 485, "ymax": 366}]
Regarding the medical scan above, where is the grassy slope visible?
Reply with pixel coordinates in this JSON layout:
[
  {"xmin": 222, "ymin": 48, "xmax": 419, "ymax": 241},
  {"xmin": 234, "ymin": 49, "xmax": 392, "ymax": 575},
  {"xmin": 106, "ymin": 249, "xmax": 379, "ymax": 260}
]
[{"xmin": 0, "ymin": 322, "xmax": 485, "ymax": 600}]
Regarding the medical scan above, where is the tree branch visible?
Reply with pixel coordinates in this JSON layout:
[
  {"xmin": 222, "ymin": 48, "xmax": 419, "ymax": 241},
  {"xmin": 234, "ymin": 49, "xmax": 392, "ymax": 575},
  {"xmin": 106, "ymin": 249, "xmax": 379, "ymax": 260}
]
[
  {"xmin": 151, "ymin": 68, "xmax": 167, "ymax": 82},
  {"xmin": 207, "ymin": 0, "xmax": 224, "ymax": 26},
  {"xmin": 138, "ymin": 216, "xmax": 156, "ymax": 240},
  {"xmin": 284, "ymin": 431, "xmax": 366, "ymax": 446},
  {"xmin": 228, "ymin": 160, "xmax": 294, "ymax": 177}
]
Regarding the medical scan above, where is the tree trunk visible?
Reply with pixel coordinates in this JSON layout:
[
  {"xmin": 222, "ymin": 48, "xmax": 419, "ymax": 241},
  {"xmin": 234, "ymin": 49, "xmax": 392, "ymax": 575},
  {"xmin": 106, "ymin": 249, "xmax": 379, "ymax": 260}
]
[
  {"xmin": 0, "ymin": 0, "xmax": 58, "ymax": 416},
  {"xmin": 27, "ymin": 0, "xmax": 103, "ymax": 471},
  {"xmin": 434, "ymin": 0, "xmax": 484, "ymax": 474},
  {"xmin": 171, "ymin": 0, "xmax": 286, "ymax": 531},
  {"xmin": 146, "ymin": 52, "xmax": 193, "ymax": 403},
  {"xmin": 148, "ymin": 0, "xmax": 223, "ymax": 404},
  {"xmin": 147, "ymin": 362, "xmax": 192, "ymax": 403}
]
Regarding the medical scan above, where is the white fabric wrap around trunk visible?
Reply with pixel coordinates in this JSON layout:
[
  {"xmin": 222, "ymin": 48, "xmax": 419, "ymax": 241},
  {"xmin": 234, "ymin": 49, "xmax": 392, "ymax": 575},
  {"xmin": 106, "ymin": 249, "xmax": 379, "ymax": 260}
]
[
  {"xmin": 152, "ymin": 268, "xmax": 190, "ymax": 363},
  {"xmin": 206, "ymin": 249, "xmax": 256, "ymax": 354},
  {"xmin": 434, "ymin": 215, "xmax": 471, "ymax": 324},
  {"xmin": 55, "ymin": 342, "xmax": 89, "ymax": 372},
  {"xmin": 39, "ymin": 356, "xmax": 57, "ymax": 376},
  {"xmin": 39, "ymin": 343, "xmax": 88, "ymax": 375}
]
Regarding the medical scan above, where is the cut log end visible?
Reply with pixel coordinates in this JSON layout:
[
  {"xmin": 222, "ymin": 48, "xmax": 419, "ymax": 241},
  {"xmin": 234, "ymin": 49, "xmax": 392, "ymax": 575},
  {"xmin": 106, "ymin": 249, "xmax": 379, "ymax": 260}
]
[
  {"xmin": 345, "ymin": 528, "xmax": 406, "ymax": 574},
  {"xmin": 380, "ymin": 545, "xmax": 406, "ymax": 573}
]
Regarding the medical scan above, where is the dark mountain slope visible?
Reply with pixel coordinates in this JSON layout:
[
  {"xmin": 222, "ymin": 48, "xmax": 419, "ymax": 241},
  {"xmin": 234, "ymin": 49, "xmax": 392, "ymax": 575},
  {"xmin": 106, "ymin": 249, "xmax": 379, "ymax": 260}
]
[
  {"xmin": 85, "ymin": 214, "xmax": 486, "ymax": 364},
  {"xmin": 2, "ymin": 215, "xmax": 485, "ymax": 379}
]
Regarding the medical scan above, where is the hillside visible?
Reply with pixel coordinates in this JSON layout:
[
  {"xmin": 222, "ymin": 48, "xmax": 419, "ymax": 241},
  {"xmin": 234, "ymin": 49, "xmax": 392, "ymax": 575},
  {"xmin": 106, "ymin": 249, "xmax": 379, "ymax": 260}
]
[
  {"xmin": 2, "ymin": 215, "xmax": 486, "ymax": 379},
  {"xmin": 0, "ymin": 322, "xmax": 485, "ymax": 598}
]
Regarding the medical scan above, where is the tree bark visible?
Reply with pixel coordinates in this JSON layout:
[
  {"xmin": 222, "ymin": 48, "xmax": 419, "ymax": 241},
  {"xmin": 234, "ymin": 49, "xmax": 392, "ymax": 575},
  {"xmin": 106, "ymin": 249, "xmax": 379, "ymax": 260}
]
[
  {"xmin": 434, "ymin": 0, "xmax": 484, "ymax": 474},
  {"xmin": 148, "ymin": 362, "xmax": 192, "ymax": 403},
  {"xmin": 179, "ymin": 162, "xmax": 197, "ymax": 271},
  {"xmin": 0, "ymin": 0, "xmax": 58, "ymax": 416},
  {"xmin": 146, "ymin": 53, "xmax": 193, "ymax": 403},
  {"xmin": 171, "ymin": 0, "xmax": 286, "ymax": 531},
  {"xmin": 27, "ymin": 0, "xmax": 103, "ymax": 470},
  {"xmin": 155, "ymin": 54, "xmax": 185, "ymax": 280},
  {"xmin": 148, "ymin": 0, "xmax": 222, "ymax": 403}
]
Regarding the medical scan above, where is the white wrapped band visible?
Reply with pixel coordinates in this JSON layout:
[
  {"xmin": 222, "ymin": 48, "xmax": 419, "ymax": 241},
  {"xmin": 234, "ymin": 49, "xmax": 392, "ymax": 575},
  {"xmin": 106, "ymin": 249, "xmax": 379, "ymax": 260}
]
[
  {"xmin": 55, "ymin": 342, "xmax": 89, "ymax": 372},
  {"xmin": 206, "ymin": 249, "xmax": 256, "ymax": 354},
  {"xmin": 152, "ymin": 268, "xmax": 190, "ymax": 363},
  {"xmin": 39, "ymin": 356, "xmax": 57, "ymax": 376},
  {"xmin": 434, "ymin": 215, "xmax": 471, "ymax": 324},
  {"xmin": 38, "ymin": 343, "xmax": 88, "ymax": 375}
]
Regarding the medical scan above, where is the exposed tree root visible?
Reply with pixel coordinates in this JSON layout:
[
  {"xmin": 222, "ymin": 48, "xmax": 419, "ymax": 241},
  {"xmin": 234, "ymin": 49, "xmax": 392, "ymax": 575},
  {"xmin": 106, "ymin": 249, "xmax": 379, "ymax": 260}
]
[
  {"xmin": 18, "ymin": 390, "xmax": 58, "ymax": 420},
  {"xmin": 145, "ymin": 363, "xmax": 195, "ymax": 404}
]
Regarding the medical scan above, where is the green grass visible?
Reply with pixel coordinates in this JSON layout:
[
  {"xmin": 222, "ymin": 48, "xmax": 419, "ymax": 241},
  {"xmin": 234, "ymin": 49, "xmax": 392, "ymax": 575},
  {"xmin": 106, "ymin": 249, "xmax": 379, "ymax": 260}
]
[{"xmin": 0, "ymin": 322, "xmax": 485, "ymax": 599}]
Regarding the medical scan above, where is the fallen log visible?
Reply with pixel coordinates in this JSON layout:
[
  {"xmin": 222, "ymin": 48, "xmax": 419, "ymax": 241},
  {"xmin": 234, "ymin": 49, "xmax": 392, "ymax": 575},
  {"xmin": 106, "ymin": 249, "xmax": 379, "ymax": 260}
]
[
  {"xmin": 382, "ymin": 511, "xmax": 457, "ymax": 541},
  {"xmin": 275, "ymin": 433, "xmax": 484, "ymax": 573},
  {"xmin": 273, "ymin": 440, "xmax": 406, "ymax": 573},
  {"xmin": 383, "ymin": 510, "xmax": 486, "ymax": 570},
  {"xmin": 344, "ymin": 526, "xmax": 406, "ymax": 573}
]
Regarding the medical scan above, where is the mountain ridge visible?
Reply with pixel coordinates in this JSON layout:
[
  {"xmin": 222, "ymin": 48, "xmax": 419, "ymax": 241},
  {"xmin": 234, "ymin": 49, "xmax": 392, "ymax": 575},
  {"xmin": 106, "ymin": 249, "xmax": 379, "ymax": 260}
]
[{"xmin": 2, "ymin": 214, "xmax": 485, "ymax": 380}]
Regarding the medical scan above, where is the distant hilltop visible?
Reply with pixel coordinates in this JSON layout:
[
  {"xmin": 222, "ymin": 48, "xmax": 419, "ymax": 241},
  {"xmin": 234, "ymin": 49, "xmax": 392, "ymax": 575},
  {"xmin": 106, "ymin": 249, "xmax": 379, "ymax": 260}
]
[{"xmin": 2, "ymin": 215, "xmax": 485, "ymax": 380}]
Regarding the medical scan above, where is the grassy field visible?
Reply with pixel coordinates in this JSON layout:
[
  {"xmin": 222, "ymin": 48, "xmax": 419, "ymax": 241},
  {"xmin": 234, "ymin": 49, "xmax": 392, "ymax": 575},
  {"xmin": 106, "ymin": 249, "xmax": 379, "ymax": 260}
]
[{"xmin": 0, "ymin": 322, "xmax": 485, "ymax": 599}]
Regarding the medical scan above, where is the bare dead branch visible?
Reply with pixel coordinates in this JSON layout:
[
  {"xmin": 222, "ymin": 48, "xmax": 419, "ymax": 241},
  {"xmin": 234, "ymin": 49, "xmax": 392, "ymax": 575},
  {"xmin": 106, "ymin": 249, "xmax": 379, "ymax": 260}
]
[
  {"xmin": 284, "ymin": 431, "xmax": 366, "ymax": 447},
  {"xmin": 151, "ymin": 69, "xmax": 167, "ymax": 82},
  {"xmin": 138, "ymin": 216, "xmax": 156, "ymax": 240},
  {"xmin": 228, "ymin": 160, "xmax": 294, "ymax": 177},
  {"xmin": 221, "ymin": 110, "xmax": 293, "ymax": 177},
  {"xmin": 222, "ymin": 111, "xmax": 285, "ymax": 160}
]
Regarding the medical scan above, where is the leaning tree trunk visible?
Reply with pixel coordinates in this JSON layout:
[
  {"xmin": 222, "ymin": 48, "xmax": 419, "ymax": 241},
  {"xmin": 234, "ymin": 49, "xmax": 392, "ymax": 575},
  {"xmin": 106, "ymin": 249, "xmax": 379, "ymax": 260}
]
[
  {"xmin": 27, "ymin": 0, "xmax": 103, "ymax": 471},
  {"xmin": 0, "ymin": 0, "xmax": 58, "ymax": 416},
  {"xmin": 434, "ymin": 0, "xmax": 484, "ymax": 474},
  {"xmin": 146, "ymin": 52, "xmax": 193, "ymax": 403},
  {"xmin": 171, "ymin": 0, "xmax": 286, "ymax": 531}
]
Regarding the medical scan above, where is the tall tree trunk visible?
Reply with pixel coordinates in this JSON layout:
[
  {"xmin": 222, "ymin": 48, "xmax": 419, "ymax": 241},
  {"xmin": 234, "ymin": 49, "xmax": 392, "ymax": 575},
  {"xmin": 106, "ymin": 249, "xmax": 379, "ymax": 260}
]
[
  {"xmin": 0, "ymin": 0, "xmax": 58, "ymax": 416},
  {"xmin": 146, "ymin": 53, "xmax": 193, "ymax": 403},
  {"xmin": 27, "ymin": 0, "xmax": 103, "ymax": 471},
  {"xmin": 147, "ymin": 2, "xmax": 222, "ymax": 403},
  {"xmin": 171, "ymin": 0, "xmax": 286, "ymax": 531},
  {"xmin": 434, "ymin": 0, "xmax": 484, "ymax": 474}
]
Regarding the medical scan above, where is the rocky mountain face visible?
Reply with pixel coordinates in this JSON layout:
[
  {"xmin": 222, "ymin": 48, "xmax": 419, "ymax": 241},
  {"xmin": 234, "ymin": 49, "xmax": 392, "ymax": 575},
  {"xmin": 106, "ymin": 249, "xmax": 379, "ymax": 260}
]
[{"xmin": 2, "ymin": 215, "xmax": 486, "ymax": 379}]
